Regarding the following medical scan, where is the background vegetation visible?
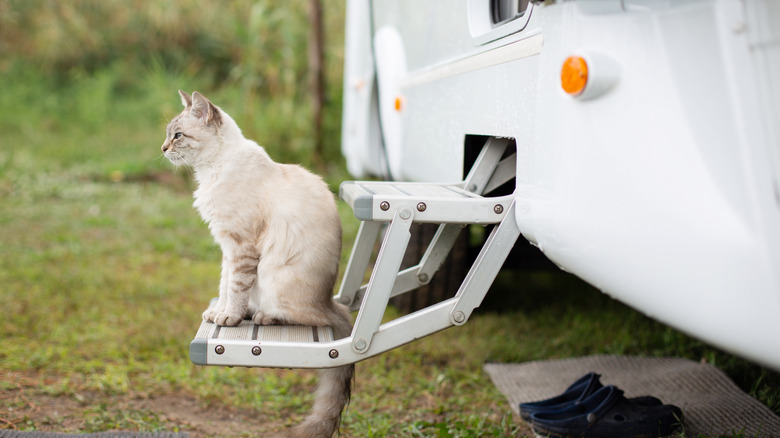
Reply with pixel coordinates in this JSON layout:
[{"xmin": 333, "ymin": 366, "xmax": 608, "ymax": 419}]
[{"xmin": 0, "ymin": 1, "xmax": 778, "ymax": 437}]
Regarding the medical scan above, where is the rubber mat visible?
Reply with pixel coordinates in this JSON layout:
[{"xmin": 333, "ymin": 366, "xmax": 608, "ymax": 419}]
[{"xmin": 485, "ymin": 355, "xmax": 780, "ymax": 437}]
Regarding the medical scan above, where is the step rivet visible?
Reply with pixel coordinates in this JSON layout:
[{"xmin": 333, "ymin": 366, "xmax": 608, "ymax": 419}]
[
  {"xmin": 252, "ymin": 346, "xmax": 262, "ymax": 356},
  {"xmin": 380, "ymin": 201, "xmax": 390, "ymax": 211},
  {"xmin": 453, "ymin": 311, "xmax": 466, "ymax": 323},
  {"xmin": 329, "ymin": 349, "xmax": 339, "ymax": 359},
  {"xmin": 354, "ymin": 338, "xmax": 367, "ymax": 350},
  {"xmin": 417, "ymin": 202, "xmax": 427, "ymax": 212},
  {"xmin": 494, "ymin": 204, "xmax": 504, "ymax": 214},
  {"xmin": 400, "ymin": 209, "xmax": 411, "ymax": 220},
  {"xmin": 215, "ymin": 345, "xmax": 225, "ymax": 355}
]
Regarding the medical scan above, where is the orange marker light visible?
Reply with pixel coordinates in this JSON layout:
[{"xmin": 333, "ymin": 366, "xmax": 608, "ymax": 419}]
[
  {"xmin": 561, "ymin": 56, "xmax": 589, "ymax": 96},
  {"xmin": 394, "ymin": 96, "xmax": 404, "ymax": 112}
]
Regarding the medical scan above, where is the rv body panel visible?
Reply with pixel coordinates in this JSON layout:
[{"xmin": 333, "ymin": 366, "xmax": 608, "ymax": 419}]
[{"xmin": 342, "ymin": 0, "xmax": 780, "ymax": 370}]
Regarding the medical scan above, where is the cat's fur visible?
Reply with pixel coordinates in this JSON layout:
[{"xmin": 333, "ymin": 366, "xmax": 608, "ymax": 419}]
[{"xmin": 162, "ymin": 91, "xmax": 353, "ymax": 438}]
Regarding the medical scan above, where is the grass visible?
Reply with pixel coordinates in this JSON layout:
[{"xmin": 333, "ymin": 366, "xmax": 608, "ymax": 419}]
[{"xmin": 1, "ymin": 2, "xmax": 779, "ymax": 437}]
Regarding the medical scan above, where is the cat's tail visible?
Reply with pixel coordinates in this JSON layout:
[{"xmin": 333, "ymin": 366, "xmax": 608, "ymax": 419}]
[
  {"xmin": 289, "ymin": 303, "xmax": 354, "ymax": 438},
  {"xmin": 289, "ymin": 364, "xmax": 354, "ymax": 438}
]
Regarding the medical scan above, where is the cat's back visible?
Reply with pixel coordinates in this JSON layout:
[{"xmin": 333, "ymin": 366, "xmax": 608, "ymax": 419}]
[
  {"xmin": 274, "ymin": 162, "xmax": 337, "ymax": 212},
  {"xmin": 262, "ymin": 162, "xmax": 342, "ymax": 266},
  {"xmin": 204, "ymin": 138, "xmax": 338, "ymax": 229}
]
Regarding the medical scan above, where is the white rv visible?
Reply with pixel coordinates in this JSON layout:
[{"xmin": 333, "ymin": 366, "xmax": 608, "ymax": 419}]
[{"xmin": 340, "ymin": 0, "xmax": 780, "ymax": 370}]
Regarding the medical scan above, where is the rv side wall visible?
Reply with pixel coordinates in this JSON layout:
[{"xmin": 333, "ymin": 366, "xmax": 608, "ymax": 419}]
[{"xmin": 341, "ymin": 0, "xmax": 780, "ymax": 370}]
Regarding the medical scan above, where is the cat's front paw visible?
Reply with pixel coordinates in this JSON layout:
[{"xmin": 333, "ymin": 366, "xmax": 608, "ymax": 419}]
[
  {"xmin": 214, "ymin": 310, "xmax": 243, "ymax": 327},
  {"xmin": 202, "ymin": 308, "xmax": 219, "ymax": 323}
]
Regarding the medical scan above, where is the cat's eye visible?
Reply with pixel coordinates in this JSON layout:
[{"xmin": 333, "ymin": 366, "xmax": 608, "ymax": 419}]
[{"xmin": 174, "ymin": 132, "xmax": 183, "ymax": 140}]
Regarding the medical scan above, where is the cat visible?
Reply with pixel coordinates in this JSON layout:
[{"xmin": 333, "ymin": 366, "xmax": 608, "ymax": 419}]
[{"xmin": 162, "ymin": 91, "xmax": 353, "ymax": 438}]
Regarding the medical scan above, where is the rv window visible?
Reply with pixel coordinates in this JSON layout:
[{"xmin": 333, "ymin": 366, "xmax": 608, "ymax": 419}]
[{"xmin": 491, "ymin": 0, "xmax": 530, "ymax": 27}]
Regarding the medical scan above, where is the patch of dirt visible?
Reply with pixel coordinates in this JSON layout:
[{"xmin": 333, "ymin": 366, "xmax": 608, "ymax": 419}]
[
  {"xmin": 0, "ymin": 372, "xmax": 288, "ymax": 437},
  {"xmin": 1, "ymin": 373, "xmax": 83, "ymax": 432},
  {"xmin": 137, "ymin": 395, "xmax": 285, "ymax": 437}
]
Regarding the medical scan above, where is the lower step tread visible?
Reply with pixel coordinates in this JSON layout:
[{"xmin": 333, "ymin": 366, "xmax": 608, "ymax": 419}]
[
  {"xmin": 190, "ymin": 320, "xmax": 335, "ymax": 366},
  {"xmin": 194, "ymin": 320, "xmax": 334, "ymax": 342}
]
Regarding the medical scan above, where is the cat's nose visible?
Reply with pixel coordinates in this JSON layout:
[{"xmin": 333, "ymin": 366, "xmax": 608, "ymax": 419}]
[{"xmin": 162, "ymin": 143, "xmax": 170, "ymax": 152}]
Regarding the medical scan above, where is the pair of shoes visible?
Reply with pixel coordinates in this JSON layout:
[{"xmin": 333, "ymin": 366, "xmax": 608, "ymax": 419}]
[
  {"xmin": 519, "ymin": 373, "xmax": 683, "ymax": 438},
  {"xmin": 519, "ymin": 372, "xmax": 662, "ymax": 421}
]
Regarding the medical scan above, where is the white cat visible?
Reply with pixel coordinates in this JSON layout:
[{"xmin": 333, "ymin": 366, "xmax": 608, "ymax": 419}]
[{"xmin": 162, "ymin": 91, "xmax": 353, "ymax": 438}]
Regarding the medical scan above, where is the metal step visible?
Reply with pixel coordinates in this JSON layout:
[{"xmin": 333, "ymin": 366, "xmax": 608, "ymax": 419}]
[
  {"xmin": 339, "ymin": 180, "xmax": 513, "ymax": 224},
  {"xmin": 188, "ymin": 137, "xmax": 520, "ymax": 369},
  {"xmin": 190, "ymin": 320, "xmax": 336, "ymax": 367}
]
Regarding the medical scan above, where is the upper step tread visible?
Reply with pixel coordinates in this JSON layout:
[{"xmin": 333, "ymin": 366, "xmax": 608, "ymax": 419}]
[
  {"xmin": 351, "ymin": 181, "xmax": 479, "ymax": 199},
  {"xmin": 339, "ymin": 180, "xmax": 511, "ymax": 224}
]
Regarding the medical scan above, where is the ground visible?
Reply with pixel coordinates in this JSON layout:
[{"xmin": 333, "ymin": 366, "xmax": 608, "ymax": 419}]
[{"xmin": 2, "ymin": 371, "xmax": 290, "ymax": 437}]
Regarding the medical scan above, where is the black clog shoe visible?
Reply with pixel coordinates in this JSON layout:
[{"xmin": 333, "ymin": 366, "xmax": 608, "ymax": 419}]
[
  {"xmin": 530, "ymin": 385, "xmax": 683, "ymax": 438},
  {"xmin": 519, "ymin": 372, "xmax": 603, "ymax": 421}
]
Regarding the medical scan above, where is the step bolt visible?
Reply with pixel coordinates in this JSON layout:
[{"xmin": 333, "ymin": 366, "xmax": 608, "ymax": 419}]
[
  {"xmin": 417, "ymin": 202, "xmax": 427, "ymax": 212},
  {"xmin": 453, "ymin": 311, "xmax": 466, "ymax": 324},
  {"xmin": 215, "ymin": 345, "xmax": 225, "ymax": 355},
  {"xmin": 252, "ymin": 346, "xmax": 262, "ymax": 356},
  {"xmin": 329, "ymin": 349, "xmax": 339, "ymax": 359},
  {"xmin": 418, "ymin": 273, "xmax": 429, "ymax": 283},
  {"xmin": 494, "ymin": 204, "xmax": 504, "ymax": 214},
  {"xmin": 380, "ymin": 201, "xmax": 390, "ymax": 211}
]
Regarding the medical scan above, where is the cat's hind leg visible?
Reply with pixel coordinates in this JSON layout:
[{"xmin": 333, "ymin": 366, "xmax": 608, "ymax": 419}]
[{"xmin": 251, "ymin": 264, "xmax": 347, "ymax": 331}]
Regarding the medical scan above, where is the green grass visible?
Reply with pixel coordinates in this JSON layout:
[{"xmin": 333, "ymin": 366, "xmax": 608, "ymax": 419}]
[{"xmin": 1, "ymin": 2, "xmax": 779, "ymax": 437}]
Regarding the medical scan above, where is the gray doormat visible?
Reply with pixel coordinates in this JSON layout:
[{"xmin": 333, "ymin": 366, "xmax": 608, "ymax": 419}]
[
  {"xmin": 484, "ymin": 355, "xmax": 780, "ymax": 437},
  {"xmin": 0, "ymin": 432, "xmax": 187, "ymax": 438}
]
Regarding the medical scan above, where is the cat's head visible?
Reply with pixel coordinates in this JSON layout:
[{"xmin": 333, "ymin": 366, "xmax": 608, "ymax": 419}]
[{"xmin": 161, "ymin": 90, "xmax": 224, "ymax": 167}]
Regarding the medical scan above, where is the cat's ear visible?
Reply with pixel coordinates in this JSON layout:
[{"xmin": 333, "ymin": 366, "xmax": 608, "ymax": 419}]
[
  {"xmin": 178, "ymin": 90, "xmax": 192, "ymax": 108},
  {"xmin": 190, "ymin": 92, "xmax": 222, "ymax": 127}
]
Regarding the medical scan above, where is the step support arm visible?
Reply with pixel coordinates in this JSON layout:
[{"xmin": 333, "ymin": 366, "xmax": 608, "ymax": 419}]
[{"xmin": 350, "ymin": 207, "xmax": 414, "ymax": 353}]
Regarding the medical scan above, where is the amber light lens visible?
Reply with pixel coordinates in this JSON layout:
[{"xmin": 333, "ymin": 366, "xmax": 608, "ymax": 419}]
[{"xmin": 561, "ymin": 56, "xmax": 589, "ymax": 95}]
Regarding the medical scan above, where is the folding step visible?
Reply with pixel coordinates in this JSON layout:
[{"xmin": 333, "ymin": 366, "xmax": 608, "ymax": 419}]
[
  {"xmin": 340, "ymin": 180, "xmax": 511, "ymax": 224},
  {"xmin": 189, "ymin": 136, "xmax": 521, "ymax": 369},
  {"xmin": 190, "ymin": 320, "xmax": 339, "ymax": 368},
  {"xmin": 189, "ymin": 301, "xmax": 461, "ymax": 368}
]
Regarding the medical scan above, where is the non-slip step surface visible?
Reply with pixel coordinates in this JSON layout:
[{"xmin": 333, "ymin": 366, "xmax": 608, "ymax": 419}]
[
  {"xmin": 342, "ymin": 181, "xmax": 481, "ymax": 199},
  {"xmin": 193, "ymin": 320, "xmax": 334, "ymax": 343}
]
